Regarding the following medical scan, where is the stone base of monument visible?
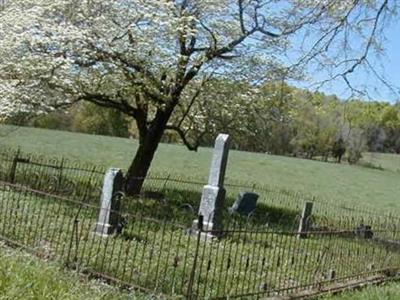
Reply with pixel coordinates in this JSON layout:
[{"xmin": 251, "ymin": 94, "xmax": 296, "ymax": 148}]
[
  {"xmin": 190, "ymin": 218, "xmax": 223, "ymax": 240},
  {"xmin": 94, "ymin": 222, "xmax": 116, "ymax": 237},
  {"xmin": 190, "ymin": 220, "xmax": 222, "ymax": 240},
  {"xmin": 189, "ymin": 185, "xmax": 225, "ymax": 240},
  {"xmin": 199, "ymin": 185, "xmax": 225, "ymax": 210}
]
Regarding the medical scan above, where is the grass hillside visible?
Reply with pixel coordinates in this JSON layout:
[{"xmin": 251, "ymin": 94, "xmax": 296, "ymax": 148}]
[
  {"xmin": 0, "ymin": 243, "xmax": 152, "ymax": 300},
  {"xmin": 326, "ymin": 281, "xmax": 400, "ymax": 300},
  {"xmin": 361, "ymin": 152, "xmax": 400, "ymax": 172},
  {"xmin": 0, "ymin": 125, "xmax": 399, "ymax": 212}
]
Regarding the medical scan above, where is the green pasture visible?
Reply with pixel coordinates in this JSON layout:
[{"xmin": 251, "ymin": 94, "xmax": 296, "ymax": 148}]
[
  {"xmin": 1, "ymin": 126, "xmax": 400, "ymax": 213},
  {"xmin": 361, "ymin": 152, "xmax": 400, "ymax": 173}
]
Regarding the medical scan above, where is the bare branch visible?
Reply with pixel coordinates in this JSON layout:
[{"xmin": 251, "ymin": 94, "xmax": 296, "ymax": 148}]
[
  {"xmin": 76, "ymin": 92, "xmax": 140, "ymax": 119},
  {"xmin": 165, "ymin": 124, "xmax": 206, "ymax": 151},
  {"xmin": 238, "ymin": 0, "xmax": 247, "ymax": 34}
]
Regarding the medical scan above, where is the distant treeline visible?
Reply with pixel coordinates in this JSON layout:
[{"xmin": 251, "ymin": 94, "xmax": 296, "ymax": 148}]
[{"xmin": 6, "ymin": 80, "xmax": 400, "ymax": 163}]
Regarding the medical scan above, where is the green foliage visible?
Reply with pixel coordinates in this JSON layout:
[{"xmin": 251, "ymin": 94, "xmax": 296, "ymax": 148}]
[
  {"xmin": 346, "ymin": 128, "xmax": 368, "ymax": 164},
  {"xmin": 345, "ymin": 100, "xmax": 400, "ymax": 154},
  {"xmin": 32, "ymin": 112, "xmax": 73, "ymax": 130},
  {"xmin": 290, "ymin": 92, "xmax": 340, "ymax": 159},
  {"xmin": 2, "ymin": 112, "xmax": 34, "ymax": 127},
  {"xmin": 72, "ymin": 103, "xmax": 130, "ymax": 138},
  {"xmin": 4, "ymin": 102, "xmax": 132, "ymax": 138},
  {"xmin": 332, "ymin": 138, "xmax": 346, "ymax": 163},
  {"xmin": 176, "ymin": 80, "xmax": 400, "ymax": 160},
  {"xmin": 176, "ymin": 80, "xmax": 297, "ymax": 154}
]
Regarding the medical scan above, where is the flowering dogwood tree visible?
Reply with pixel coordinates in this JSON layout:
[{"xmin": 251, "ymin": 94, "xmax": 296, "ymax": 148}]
[{"xmin": 0, "ymin": 0, "xmax": 396, "ymax": 194}]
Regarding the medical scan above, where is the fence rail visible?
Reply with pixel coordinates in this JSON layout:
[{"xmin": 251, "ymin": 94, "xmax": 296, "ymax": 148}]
[{"xmin": 1, "ymin": 147, "xmax": 400, "ymax": 298}]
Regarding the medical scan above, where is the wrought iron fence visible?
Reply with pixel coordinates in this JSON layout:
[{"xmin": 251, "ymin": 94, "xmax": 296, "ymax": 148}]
[
  {"xmin": 0, "ymin": 146, "xmax": 390, "ymax": 222},
  {"xmin": 1, "ymin": 180, "xmax": 400, "ymax": 299},
  {"xmin": 0, "ymin": 147, "xmax": 105, "ymax": 202},
  {"xmin": 1, "ymin": 147, "xmax": 400, "ymax": 298}
]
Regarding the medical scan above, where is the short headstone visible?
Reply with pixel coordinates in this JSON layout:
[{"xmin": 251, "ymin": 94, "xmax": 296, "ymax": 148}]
[
  {"xmin": 192, "ymin": 134, "xmax": 230, "ymax": 238},
  {"xmin": 355, "ymin": 224, "xmax": 373, "ymax": 239},
  {"xmin": 327, "ymin": 269, "xmax": 336, "ymax": 280},
  {"xmin": 229, "ymin": 192, "xmax": 259, "ymax": 215},
  {"xmin": 94, "ymin": 168, "xmax": 124, "ymax": 237}
]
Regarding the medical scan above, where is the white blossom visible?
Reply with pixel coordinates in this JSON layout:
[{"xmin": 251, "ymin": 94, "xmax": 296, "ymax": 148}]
[{"xmin": 0, "ymin": 0, "xmax": 395, "ymax": 119}]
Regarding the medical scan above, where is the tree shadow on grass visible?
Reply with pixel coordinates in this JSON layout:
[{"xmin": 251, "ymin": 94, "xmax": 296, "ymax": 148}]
[{"xmin": 121, "ymin": 187, "xmax": 301, "ymax": 233}]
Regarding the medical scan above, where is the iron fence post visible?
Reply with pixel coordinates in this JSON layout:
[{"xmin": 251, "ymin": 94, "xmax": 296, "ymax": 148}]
[
  {"xmin": 9, "ymin": 147, "xmax": 20, "ymax": 184},
  {"xmin": 58, "ymin": 157, "xmax": 64, "ymax": 192},
  {"xmin": 187, "ymin": 215, "xmax": 203, "ymax": 299}
]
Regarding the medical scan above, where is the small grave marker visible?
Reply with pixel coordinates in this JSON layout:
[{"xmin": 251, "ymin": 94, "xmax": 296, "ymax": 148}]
[
  {"xmin": 229, "ymin": 192, "xmax": 259, "ymax": 215},
  {"xmin": 355, "ymin": 224, "xmax": 373, "ymax": 239}
]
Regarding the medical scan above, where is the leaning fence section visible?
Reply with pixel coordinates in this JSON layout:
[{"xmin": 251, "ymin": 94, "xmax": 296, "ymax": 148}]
[{"xmin": 0, "ymin": 147, "xmax": 105, "ymax": 202}]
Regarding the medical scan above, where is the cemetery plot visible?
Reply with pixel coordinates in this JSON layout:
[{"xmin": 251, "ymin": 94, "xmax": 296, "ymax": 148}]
[
  {"xmin": 1, "ymin": 143, "xmax": 400, "ymax": 299},
  {"xmin": 1, "ymin": 182, "xmax": 400, "ymax": 299}
]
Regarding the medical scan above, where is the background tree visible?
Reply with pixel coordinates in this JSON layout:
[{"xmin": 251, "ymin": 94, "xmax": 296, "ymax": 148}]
[
  {"xmin": 72, "ymin": 103, "xmax": 130, "ymax": 137},
  {"xmin": 290, "ymin": 91, "xmax": 340, "ymax": 160},
  {"xmin": 332, "ymin": 138, "xmax": 346, "ymax": 163},
  {"xmin": 0, "ymin": 0, "xmax": 397, "ymax": 194}
]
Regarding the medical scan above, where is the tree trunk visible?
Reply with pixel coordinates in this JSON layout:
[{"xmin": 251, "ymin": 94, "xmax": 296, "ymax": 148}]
[
  {"xmin": 124, "ymin": 136, "xmax": 160, "ymax": 195},
  {"xmin": 124, "ymin": 108, "xmax": 173, "ymax": 196}
]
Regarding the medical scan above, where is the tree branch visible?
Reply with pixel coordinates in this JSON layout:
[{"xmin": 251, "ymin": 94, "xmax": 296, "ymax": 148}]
[
  {"xmin": 76, "ymin": 92, "xmax": 140, "ymax": 119},
  {"xmin": 165, "ymin": 124, "xmax": 205, "ymax": 151}
]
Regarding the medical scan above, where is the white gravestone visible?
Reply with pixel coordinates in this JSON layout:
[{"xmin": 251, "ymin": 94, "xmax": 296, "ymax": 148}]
[
  {"xmin": 94, "ymin": 168, "xmax": 124, "ymax": 237},
  {"xmin": 193, "ymin": 134, "xmax": 230, "ymax": 237}
]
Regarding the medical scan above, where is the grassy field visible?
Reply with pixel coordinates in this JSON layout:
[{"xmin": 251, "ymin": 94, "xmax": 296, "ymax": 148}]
[
  {"xmin": 1, "ymin": 125, "xmax": 400, "ymax": 212},
  {"xmin": 0, "ymin": 242, "xmax": 152, "ymax": 300},
  {"xmin": 326, "ymin": 281, "xmax": 400, "ymax": 300},
  {"xmin": 361, "ymin": 152, "xmax": 400, "ymax": 173}
]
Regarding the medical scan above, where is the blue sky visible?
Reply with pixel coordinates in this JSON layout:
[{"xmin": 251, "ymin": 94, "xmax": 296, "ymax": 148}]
[{"xmin": 314, "ymin": 19, "xmax": 400, "ymax": 103}]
